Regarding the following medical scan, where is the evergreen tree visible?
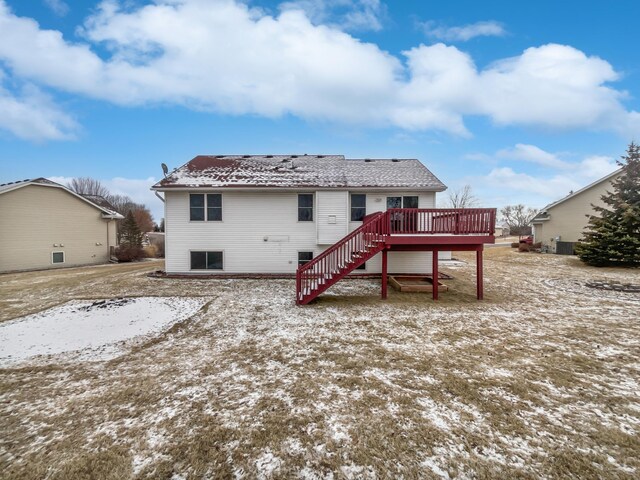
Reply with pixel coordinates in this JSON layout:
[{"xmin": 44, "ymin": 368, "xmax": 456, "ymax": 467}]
[
  {"xmin": 119, "ymin": 210, "xmax": 144, "ymax": 248},
  {"xmin": 577, "ymin": 142, "xmax": 640, "ymax": 267}
]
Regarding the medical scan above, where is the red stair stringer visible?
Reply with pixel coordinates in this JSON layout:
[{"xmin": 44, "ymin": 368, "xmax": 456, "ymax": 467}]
[{"xmin": 296, "ymin": 211, "xmax": 388, "ymax": 305}]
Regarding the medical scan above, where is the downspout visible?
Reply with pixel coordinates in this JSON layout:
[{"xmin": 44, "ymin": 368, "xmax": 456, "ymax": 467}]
[{"xmin": 154, "ymin": 191, "xmax": 166, "ymax": 267}]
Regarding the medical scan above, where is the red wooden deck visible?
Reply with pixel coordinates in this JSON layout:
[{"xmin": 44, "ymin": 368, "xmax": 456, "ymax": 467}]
[{"xmin": 296, "ymin": 208, "xmax": 496, "ymax": 305}]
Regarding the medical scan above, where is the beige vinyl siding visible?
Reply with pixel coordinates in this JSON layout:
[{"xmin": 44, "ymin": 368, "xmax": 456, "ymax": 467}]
[
  {"xmin": 0, "ymin": 185, "xmax": 115, "ymax": 273},
  {"xmin": 533, "ymin": 172, "xmax": 622, "ymax": 252},
  {"xmin": 164, "ymin": 189, "xmax": 441, "ymax": 275}
]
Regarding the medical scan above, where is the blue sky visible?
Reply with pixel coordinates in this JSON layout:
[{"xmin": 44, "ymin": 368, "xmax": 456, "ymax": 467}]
[{"xmin": 1, "ymin": 0, "xmax": 639, "ymax": 222}]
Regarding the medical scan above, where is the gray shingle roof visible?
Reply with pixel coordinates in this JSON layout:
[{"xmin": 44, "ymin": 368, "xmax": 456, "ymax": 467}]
[{"xmin": 153, "ymin": 155, "xmax": 446, "ymax": 190}]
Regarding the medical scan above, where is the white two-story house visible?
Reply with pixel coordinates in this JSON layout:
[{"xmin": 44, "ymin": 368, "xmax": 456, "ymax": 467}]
[{"xmin": 151, "ymin": 155, "xmax": 448, "ymax": 275}]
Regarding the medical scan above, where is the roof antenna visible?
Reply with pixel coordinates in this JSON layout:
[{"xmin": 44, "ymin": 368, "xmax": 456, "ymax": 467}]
[{"xmin": 161, "ymin": 163, "xmax": 169, "ymax": 177}]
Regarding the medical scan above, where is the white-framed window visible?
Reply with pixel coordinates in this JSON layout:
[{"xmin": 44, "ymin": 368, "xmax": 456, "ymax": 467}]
[
  {"xmin": 355, "ymin": 261, "xmax": 366, "ymax": 271},
  {"xmin": 190, "ymin": 194, "xmax": 222, "ymax": 221},
  {"xmin": 190, "ymin": 251, "xmax": 223, "ymax": 270},
  {"xmin": 386, "ymin": 196, "xmax": 419, "ymax": 209},
  {"xmin": 298, "ymin": 251, "xmax": 314, "ymax": 267},
  {"xmin": 52, "ymin": 251, "xmax": 65, "ymax": 264},
  {"xmin": 298, "ymin": 194, "xmax": 313, "ymax": 222},
  {"xmin": 350, "ymin": 194, "xmax": 366, "ymax": 221}
]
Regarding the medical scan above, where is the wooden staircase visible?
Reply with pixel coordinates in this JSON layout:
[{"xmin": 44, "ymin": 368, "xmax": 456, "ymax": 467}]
[
  {"xmin": 296, "ymin": 212, "xmax": 388, "ymax": 305},
  {"xmin": 295, "ymin": 208, "xmax": 497, "ymax": 305}
]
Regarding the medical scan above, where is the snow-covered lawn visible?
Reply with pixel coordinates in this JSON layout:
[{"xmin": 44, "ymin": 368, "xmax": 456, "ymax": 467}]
[
  {"xmin": 0, "ymin": 251, "xmax": 638, "ymax": 479},
  {"xmin": 0, "ymin": 297, "xmax": 208, "ymax": 367}
]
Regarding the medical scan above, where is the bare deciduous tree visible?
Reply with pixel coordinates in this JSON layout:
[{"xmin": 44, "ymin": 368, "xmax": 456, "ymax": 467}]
[
  {"xmin": 500, "ymin": 204, "xmax": 538, "ymax": 236},
  {"xmin": 66, "ymin": 177, "xmax": 156, "ymax": 235},
  {"xmin": 445, "ymin": 185, "xmax": 478, "ymax": 208},
  {"xmin": 66, "ymin": 177, "xmax": 111, "ymax": 198}
]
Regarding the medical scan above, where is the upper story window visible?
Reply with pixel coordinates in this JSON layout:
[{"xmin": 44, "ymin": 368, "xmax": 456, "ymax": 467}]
[
  {"xmin": 298, "ymin": 194, "xmax": 313, "ymax": 222},
  {"xmin": 190, "ymin": 194, "xmax": 222, "ymax": 221},
  {"xmin": 351, "ymin": 194, "xmax": 366, "ymax": 221},
  {"xmin": 387, "ymin": 196, "xmax": 419, "ymax": 209}
]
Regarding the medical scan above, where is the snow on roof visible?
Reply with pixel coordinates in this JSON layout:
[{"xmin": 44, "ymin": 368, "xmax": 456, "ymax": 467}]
[
  {"xmin": 0, "ymin": 177, "xmax": 56, "ymax": 194},
  {"xmin": 152, "ymin": 155, "xmax": 447, "ymax": 190},
  {"xmin": 79, "ymin": 194, "xmax": 122, "ymax": 217}
]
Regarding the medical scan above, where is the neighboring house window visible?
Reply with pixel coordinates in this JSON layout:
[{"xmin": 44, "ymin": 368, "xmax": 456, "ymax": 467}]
[
  {"xmin": 298, "ymin": 251, "xmax": 313, "ymax": 267},
  {"xmin": 52, "ymin": 252, "xmax": 65, "ymax": 264},
  {"xmin": 190, "ymin": 194, "xmax": 222, "ymax": 221},
  {"xmin": 190, "ymin": 251, "xmax": 223, "ymax": 270},
  {"xmin": 351, "ymin": 194, "xmax": 366, "ymax": 221},
  {"xmin": 298, "ymin": 194, "xmax": 313, "ymax": 221}
]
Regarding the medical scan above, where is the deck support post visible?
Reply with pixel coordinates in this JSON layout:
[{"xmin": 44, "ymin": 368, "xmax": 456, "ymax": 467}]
[
  {"xmin": 432, "ymin": 249, "xmax": 439, "ymax": 301},
  {"xmin": 381, "ymin": 249, "xmax": 388, "ymax": 299},
  {"xmin": 476, "ymin": 247, "xmax": 484, "ymax": 300}
]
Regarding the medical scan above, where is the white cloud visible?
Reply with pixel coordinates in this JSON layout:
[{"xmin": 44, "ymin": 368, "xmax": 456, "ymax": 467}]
[
  {"xmin": 279, "ymin": 0, "xmax": 385, "ymax": 31},
  {"xmin": 43, "ymin": 0, "xmax": 69, "ymax": 17},
  {"xmin": 0, "ymin": 0, "xmax": 638, "ymax": 139},
  {"xmin": 497, "ymin": 144, "xmax": 569, "ymax": 169},
  {"xmin": 466, "ymin": 149, "xmax": 618, "ymax": 209},
  {"xmin": 0, "ymin": 71, "xmax": 77, "ymax": 141},
  {"xmin": 422, "ymin": 20, "xmax": 506, "ymax": 42}
]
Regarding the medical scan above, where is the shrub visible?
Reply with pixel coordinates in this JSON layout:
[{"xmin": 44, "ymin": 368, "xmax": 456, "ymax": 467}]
[
  {"xmin": 518, "ymin": 243, "xmax": 531, "ymax": 253},
  {"xmin": 533, "ymin": 242, "xmax": 542, "ymax": 249},
  {"xmin": 144, "ymin": 244, "xmax": 158, "ymax": 258},
  {"xmin": 115, "ymin": 245, "xmax": 146, "ymax": 262},
  {"xmin": 154, "ymin": 240, "xmax": 165, "ymax": 258},
  {"xmin": 510, "ymin": 242, "xmax": 520, "ymax": 248}
]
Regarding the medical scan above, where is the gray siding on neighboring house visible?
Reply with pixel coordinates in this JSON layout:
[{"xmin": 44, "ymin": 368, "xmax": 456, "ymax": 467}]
[{"xmin": 0, "ymin": 184, "xmax": 117, "ymax": 273}]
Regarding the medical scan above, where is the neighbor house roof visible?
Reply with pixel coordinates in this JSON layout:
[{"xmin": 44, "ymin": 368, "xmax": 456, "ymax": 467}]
[
  {"xmin": 151, "ymin": 155, "xmax": 447, "ymax": 191},
  {"xmin": 0, "ymin": 178, "xmax": 124, "ymax": 219},
  {"xmin": 531, "ymin": 168, "xmax": 623, "ymax": 223}
]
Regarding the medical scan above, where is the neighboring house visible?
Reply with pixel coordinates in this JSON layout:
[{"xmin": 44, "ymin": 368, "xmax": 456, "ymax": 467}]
[
  {"xmin": 0, "ymin": 178, "xmax": 123, "ymax": 273},
  {"xmin": 530, "ymin": 168, "xmax": 623, "ymax": 255},
  {"xmin": 152, "ymin": 155, "xmax": 449, "ymax": 275}
]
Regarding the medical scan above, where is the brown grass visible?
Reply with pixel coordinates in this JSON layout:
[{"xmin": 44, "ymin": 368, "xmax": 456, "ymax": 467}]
[{"xmin": 1, "ymin": 249, "xmax": 639, "ymax": 478}]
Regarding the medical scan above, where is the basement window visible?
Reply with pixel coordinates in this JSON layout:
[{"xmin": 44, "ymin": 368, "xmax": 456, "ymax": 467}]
[
  {"xmin": 190, "ymin": 251, "xmax": 223, "ymax": 270},
  {"xmin": 52, "ymin": 252, "xmax": 65, "ymax": 264},
  {"xmin": 298, "ymin": 251, "xmax": 313, "ymax": 267}
]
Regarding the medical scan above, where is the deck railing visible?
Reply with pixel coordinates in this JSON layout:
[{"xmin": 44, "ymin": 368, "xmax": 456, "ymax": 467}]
[
  {"xmin": 386, "ymin": 208, "xmax": 496, "ymax": 235},
  {"xmin": 295, "ymin": 208, "xmax": 496, "ymax": 304}
]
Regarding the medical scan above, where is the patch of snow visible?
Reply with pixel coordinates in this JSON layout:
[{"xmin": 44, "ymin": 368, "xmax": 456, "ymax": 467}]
[
  {"xmin": 255, "ymin": 449, "xmax": 282, "ymax": 479},
  {"xmin": 421, "ymin": 456, "xmax": 450, "ymax": 479},
  {"xmin": 0, "ymin": 297, "xmax": 208, "ymax": 367}
]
